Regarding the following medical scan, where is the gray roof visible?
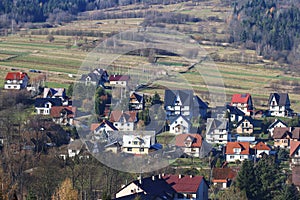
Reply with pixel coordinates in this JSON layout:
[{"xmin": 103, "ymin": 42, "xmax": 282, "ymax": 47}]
[
  {"xmin": 268, "ymin": 93, "xmax": 290, "ymax": 106},
  {"xmin": 236, "ymin": 116, "xmax": 254, "ymax": 127},
  {"xmin": 268, "ymin": 118, "xmax": 287, "ymax": 129},
  {"xmin": 164, "ymin": 89, "xmax": 193, "ymax": 107},
  {"xmin": 206, "ymin": 118, "xmax": 228, "ymax": 135},
  {"xmin": 193, "ymin": 95, "xmax": 208, "ymax": 109},
  {"xmin": 168, "ymin": 114, "xmax": 192, "ymax": 125}
]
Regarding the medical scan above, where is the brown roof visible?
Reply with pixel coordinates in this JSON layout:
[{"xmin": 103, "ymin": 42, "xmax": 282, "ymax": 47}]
[
  {"xmin": 292, "ymin": 166, "xmax": 300, "ymax": 186},
  {"xmin": 162, "ymin": 174, "xmax": 205, "ymax": 193},
  {"xmin": 175, "ymin": 134, "xmax": 202, "ymax": 148},
  {"xmin": 254, "ymin": 141, "xmax": 271, "ymax": 151},
  {"xmin": 212, "ymin": 167, "xmax": 237, "ymax": 183},
  {"xmin": 50, "ymin": 106, "xmax": 76, "ymax": 118},
  {"xmin": 109, "ymin": 75, "xmax": 130, "ymax": 82},
  {"xmin": 90, "ymin": 123, "xmax": 100, "ymax": 131},
  {"xmin": 292, "ymin": 127, "xmax": 300, "ymax": 139},
  {"xmin": 110, "ymin": 110, "xmax": 137, "ymax": 123},
  {"xmin": 273, "ymin": 127, "xmax": 291, "ymax": 139},
  {"xmin": 225, "ymin": 142, "xmax": 250, "ymax": 155},
  {"xmin": 290, "ymin": 140, "xmax": 300, "ymax": 156}
]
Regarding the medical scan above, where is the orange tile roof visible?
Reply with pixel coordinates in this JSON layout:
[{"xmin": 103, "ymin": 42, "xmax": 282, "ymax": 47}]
[
  {"xmin": 163, "ymin": 174, "xmax": 205, "ymax": 193},
  {"xmin": 50, "ymin": 106, "xmax": 76, "ymax": 118},
  {"xmin": 5, "ymin": 72, "xmax": 29, "ymax": 80},
  {"xmin": 225, "ymin": 142, "xmax": 250, "ymax": 155},
  {"xmin": 290, "ymin": 140, "xmax": 300, "ymax": 156},
  {"xmin": 175, "ymin": 134, "xmax": 202, "ymax": 148},
  {"xmin": 254, "ymin": 141, "xmax": 271, "ymax": 151},
  {"xmin": 90, "ymin": 123, "xmax": 100, "ymax": 131},
  {"xmin": 231, "ymin": 93, "xmax": 251, "ymax": 104}
]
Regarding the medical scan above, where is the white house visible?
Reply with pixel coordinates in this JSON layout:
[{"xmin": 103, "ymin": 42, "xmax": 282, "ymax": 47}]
[
  {"xmin": 225, "ymin": 142, "xmax": 251, "ymax": 162},
  {"xmin": 129, "ymin": 91, "xmax": 144, "ymax": 111},
  {"xmin": 4, "ymin": 72, "xmax": 29, "ymax": 90},
  {"xmin": 110, "ymin": 111, "xmax": 138, "ymax": 131},
  {"xmin": 68, "ymin": 140, "xmax": 83, "ymax": 158},
  {"xmin": 109, "ymin": 75, "xmax": 130, "ymax": 87},
  {"xmin": 230, "ymin": 93, "xmax": 253, "ymax": 116},
  {"xmin": 268, "ymin": 93, "xmax": 293, "ymax": 117},
  {"xmin": 254, "ymin": 141, "xmax": 271, "ymax": 158},
  {"xmin": 168, "ymin": 115, "xmax": 191, "ymax": 135},
  {"xmin": 35, "ymin": 98, "xmax": 62, "ymax": 115},
  {"xmin": 268, "ymin": 118, "xmax": 288, "ymax": 137},
  {"xmin": 122, "ymin": 131, "xmax": 156, "ymax": 155},
  {"xmin": 206, "ymin": 118, "xmax": 230, "ymax": 144}
]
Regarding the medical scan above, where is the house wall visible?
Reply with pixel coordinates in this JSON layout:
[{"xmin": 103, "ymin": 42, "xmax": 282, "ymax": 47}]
[
  {"xmin": 122, "ymin": 147, "xmax": 149, "ymax": 154},
  {"xmin": 226, "ymin": 154, "xmax": 250, "ymax": 162},
  {"xmin": 35, "ymin": 107, "xmax": 51, "ymax": 115},
  {"xmin": 114, "ymin": 122, "xmax": 134, "ymax": 131},
  {"xmin": 256, "ymin": 150, "xmax": 270, "ymax": 157},
  {"xmin": 274, "ymin": 139, "xmax": 290, "ymax": 148},
  {"xmin": 236, "ymin": 121, "xmax": 253, "ymax": 134},
  {"xmin": 292, "ymin": 148, "xmax": 300, "ymax": 165},
  {"xmin": 68, "ymin": 149, "xmax": 80, "ymax": 157},
  {"xmin": 115, "ymin": 183, "xmax": 144, "ymax": 198},
  {"xmin": 206, "ymin": 133, "xmax": 229, "ymax": 144},
  {"xmin": 110, "ymin": 80, "xmax": 127, "ymax": 87},
  {"xmin": 183, "ymin": 147, "xmax": 200, "ymax": 157}
]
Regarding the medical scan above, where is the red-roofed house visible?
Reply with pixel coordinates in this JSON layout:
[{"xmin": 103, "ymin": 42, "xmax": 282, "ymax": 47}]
[
  {"xmin": 175, "ymin": 134, "xmax": 202, "ymax": 157},
  {"xmin": 230, "ymin": 93, "xmax": 253, "ymax": 116},
  {"xmin": 4, "ymin": 72, "xmax": 29, "ymax": 90},
  {"xmin": 225, "ymin": 142, "xmax": 252, "ymax": 162},
  {"xmin": 212, "ymin": 167, "xmax": 237, "ymax": 188},
  {"xmin": 254, "ymin": 141, "xmax": 271, "ymax": 158},
  {"xmin": 109, "ymin": 75, "xmax": 130, "ymax": 87},
  {"xmin": 163, "ymin": 174, "xmax": 209, "ymax": 200},
  {"xmin": 50, "ymin": 106, "xmax": 76, "ymax": 126},
  {"xmin": 290, "ymin": 140, "xmax": 300, "ymax": 166},
  {"xmin": 110, "ymin": 110, "xmax": 137, "ymax": 131}
]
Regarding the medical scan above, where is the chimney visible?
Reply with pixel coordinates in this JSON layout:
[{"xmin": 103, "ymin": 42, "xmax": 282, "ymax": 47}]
[
  {"xmin": 138, "ymin": 175, "xmax": 142, "ymax": 184},
  {"xmin": 152, "ymin": 176, "xmax": 155, "ymax": 181},
  {"xmin": 162, "ymin": 173, "xmax": 165, "ymax": 177},
  {"xmin": 158, "ymin": 174, "xmax": 161, "ymax": 179},
  {"xmin": 179, "ymin": 174, "xmax": 182, "ymax": 179},
  {"xmin": 190, "ymin": 175, "xmax": 193, "ymax": 178},
  {"xmin": 290, "ymin": 127, "xmax": 292, "ymax": 132}
]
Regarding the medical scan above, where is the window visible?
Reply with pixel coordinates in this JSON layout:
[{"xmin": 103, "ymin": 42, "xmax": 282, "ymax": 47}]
[
  {"xmin": 181, "ymin": 121, "xmax": 183, "ymax": 124},
  {"xmin": 127, "ymin": 123, "xmax": 130, "ymax": 126},
  {"xmin": 140, "ymin": 148, "xmax": 144, "ymax": 152},
  {"xmin": 175, "ymin": 121, "xmax": 177, "ymax": 124},
  {"xmin": 127, "ymin": 148, "xmax": 132, "ymax": 151},
  {"xmin": 128, "ymin": 141, "xmax": 131, "ymax": 144},
  {"xmin": 115, "ymin": 123, "xmax": 118, "ymax": 126},
  {"xmin": 230, "ymin": 156, "xmax": 234, "ymax": 159},
  {"xmin": 219, "ymin": 135, "xmax": 223, "ymax": 138},
  {"xmin": 133, "ymin": 141, "xmax": 138, "ymax": 145}
]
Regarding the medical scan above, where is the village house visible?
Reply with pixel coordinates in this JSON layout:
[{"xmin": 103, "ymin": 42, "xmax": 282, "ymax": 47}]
[
  {"xmin": 290, "ymin": 140, "xmax": 300, "ymax": 166},
  {"xmin": 168, "ymin": 114, "xmax": 191, "ymax": 135},
  {"xmin": 109, "ymin": 110, "xmax": 138, "ymax": 131},
  {"xmin": 104, "ymin": 141, "xmax": 122, "ymax": 154},
  {"xmin": 122, "ymin": 131, "xmax": 157, "ymax": 155},
  {"xmin": 175, "ymin": 134, "xmax": 203, "ymax": 157},
  {"xmin": 235, "ymin": 116, "xmax": 254, "ymax": 135},
  {"xmin": 115, "ymin": 175, "xmax": 176, "ymax": 199},
  {"xmin": 79, "ymin": 68, "xmax": 109, "ymax": 87},
  {"xmin": 253, "ymin": 141, "xmax": 271, "ymax": 158},
  {"xmin": 109, "ymin": 74, "xmax": 130, "ymax": 87},
  {"xmin": 267, "ymin": 119, "xmax": 288, "ymax": 137},
  {"xmin": 43, "ymin": 88, "xmax": 69, "ymax": 105},
  {"xmin": 164, "ymin": 89, "xmax": 207, "ymax": 119},
  {"xmin": 230, "ymin": 93, "xmax": 253, "ymax": 116},
  {"xmin": 91, "ymin": 120, "xmax": 118, "ymax": 137},
  {"xmin": 4, "ymin": 71, "xmax": 30, "ymax": 90},
  {"xmin": 273, "ymin": 127, "xmax": 292, "ymax": 148},
  {"xmin": 212, "ymin": 167, "xmax": 237, "ymax": 189},
  {"xmin": 162, "ymin": 174, "xmax": 209, "ymax": 200},
  {"xmin": 129, "ymin": 91, "xmax": 144, "ymax": 111},
  {"xmin": 225, "ymin": 142, "xmax": 252, "ymax": 162},
  {"xmin": 206, "ymin": 118, "xmax": 230, "ymax": 144},
  {"xmin": 35, "ymin": 98, "xmax": 62, "ymax": 115},
  {"xmin": 50, "ymin": 106, "xmax": 76, "ymax": 126},
  {"xmin": 268, "ymin": 93, "xmax": 293, "ymax": 117}
]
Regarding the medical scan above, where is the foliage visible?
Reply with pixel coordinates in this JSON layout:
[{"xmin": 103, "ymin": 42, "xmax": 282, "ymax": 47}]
[
  {"xmin": 277, "ymin": 148, "xmax": 289, "ymax": 162},
  {"xmin": 274, "ymin": 184, "xmax": 300, "ymax": 200},
  {"xmin": 94, "ymin": 87, "xmax": 111, "ymax": 117},
  {"xmin": 52, "ymin": 178, "xmax": 79, "ymax": 200},
  {"xmin": 218, "ymin": 186, "xmax": 248, "ymax": 200}
]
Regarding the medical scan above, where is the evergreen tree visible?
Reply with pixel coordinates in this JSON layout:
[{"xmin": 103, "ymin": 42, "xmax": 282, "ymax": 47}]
[{"xmin": 274, "ymin": 184, "xmax": 300, "ymax": 200}]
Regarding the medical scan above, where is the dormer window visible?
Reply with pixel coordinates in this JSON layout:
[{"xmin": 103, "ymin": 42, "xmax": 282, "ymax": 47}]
[{"xmin": 233, "ymin": 148, "xmax": 241, "ymax": 154}]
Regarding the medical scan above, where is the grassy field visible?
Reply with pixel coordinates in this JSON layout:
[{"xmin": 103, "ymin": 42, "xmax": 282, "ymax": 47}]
[{"xmin": 0, "ymin": 0, "xmax": 300, "ymax": 111}]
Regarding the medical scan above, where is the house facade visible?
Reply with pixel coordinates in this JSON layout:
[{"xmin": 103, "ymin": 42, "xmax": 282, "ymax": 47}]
[
  {"xmin": 175, "ymin": 134, "xmax": 202, "ymax": 157},
  {"xmin": 129, "ymin": 91, "xmax": 144, "ymax": 111},
  {"xmin": 268, "ymin": 119, "xmax": 288, "ymax": 137},
  {"xmin": 80, "ymin": 68, "xmax": 109, "ymax": 86},
  {"xmin": 212, "ymin": 168, "xmax": 237, "ymax": 189},
  {"xmin": 4, "ymin": 72, "xmax": 29, "ymax": 90},
  {"xmin": 206, "ymin": 118, "xmax": 230, "ymax": 144},
  {"xmin": 236, "ymin": 116, "xmax": 254, "ymax": 134},
  {"xmin": 226, "ymin": 105, "xmax": 245, "ymax": 123},
  {"xmin": 268, "ymin": 93, "xmax": 293, "ymax": 117},
  {"xmin": 122, "ymin": 131, "xmax": 156, "ymax": 155},
  {"xmin": 168, "ymin": 115, "xmax": 191, "ymax": 135},
  {"xmin": 225, "ymin": 142, "xmax": 251, "ymax": 162},
  {"xmin": 254, "ymin": 141, "xmax": 271, "ymax": 158},
  {"xmin": 35, "ymin": 98, "xmax": 62, "ymax": 115},
  {"xmin": 273, "ymin": 127, "xmax": 292, "ymax": 148},
  {"xmin": 230, "ymin": 93, "xmax": 253, "ymax": 116}
]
